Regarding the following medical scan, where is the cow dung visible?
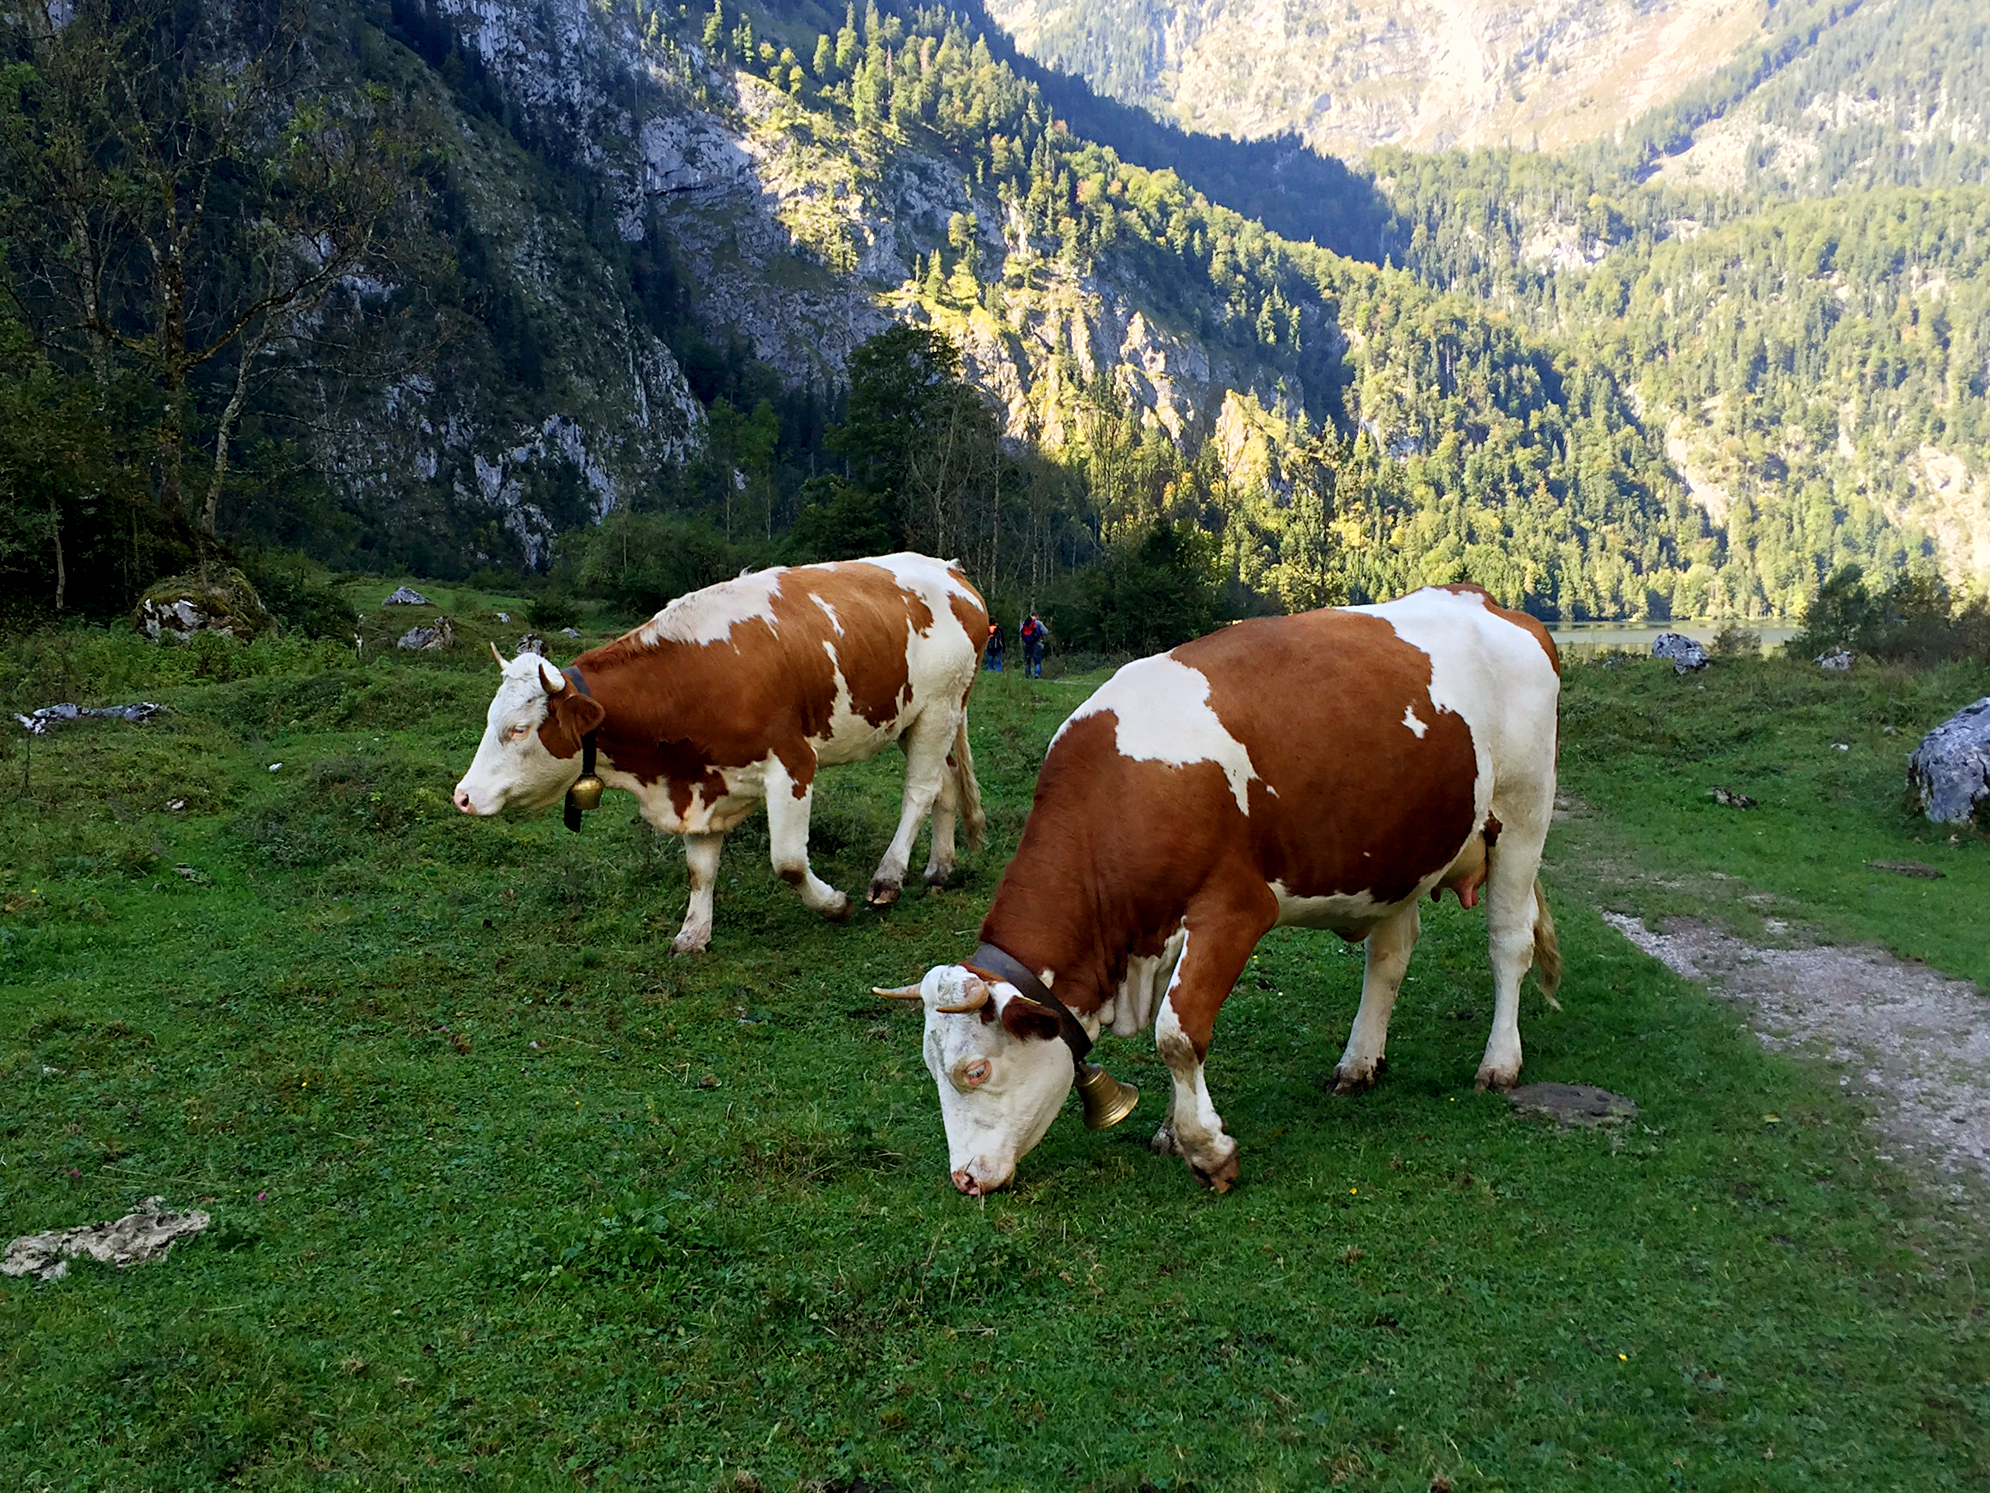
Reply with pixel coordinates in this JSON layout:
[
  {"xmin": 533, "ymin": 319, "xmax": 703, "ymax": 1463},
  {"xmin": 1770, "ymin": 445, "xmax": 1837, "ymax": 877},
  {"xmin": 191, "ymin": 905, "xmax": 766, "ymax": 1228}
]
[{"xmin": 1506, "ymin": 1082, "xmax": 1638, "ymax": 1128}]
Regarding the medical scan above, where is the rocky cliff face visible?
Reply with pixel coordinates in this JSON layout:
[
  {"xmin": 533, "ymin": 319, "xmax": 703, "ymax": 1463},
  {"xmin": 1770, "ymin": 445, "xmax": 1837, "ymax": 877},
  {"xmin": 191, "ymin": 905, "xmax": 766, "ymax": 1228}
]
[
  {"xmin": 983, "ymin": 0, "xmax": 1770, "ymax": 156},
  {"xmin": 395, "ymin": 0, "xmax": 1327, "ymax": 518}
]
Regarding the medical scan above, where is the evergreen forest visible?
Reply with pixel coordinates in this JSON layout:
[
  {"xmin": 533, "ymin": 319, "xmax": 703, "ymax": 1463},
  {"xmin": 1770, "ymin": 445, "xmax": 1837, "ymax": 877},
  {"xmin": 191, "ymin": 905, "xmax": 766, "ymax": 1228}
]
[{"xmin": 3, "ymin": 0, "xmax": 1988, "ymax": 646}]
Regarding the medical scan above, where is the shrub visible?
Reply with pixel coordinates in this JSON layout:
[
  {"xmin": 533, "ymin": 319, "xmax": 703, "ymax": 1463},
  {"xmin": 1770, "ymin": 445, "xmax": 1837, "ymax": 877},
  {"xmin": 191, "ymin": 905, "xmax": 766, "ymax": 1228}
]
[
  {"xmin": 553, "ymin": 510, "xmax": 774, "ymax": 614},
  {"xmin": 1044, "ymin": 522, "xmax": 1223, "ymax": 656},
  {"xmin": 1792, "ymin": 565, "xmax": 1990, "ymax": 665},
  {"xmin": 1709, "ymin": 621, "xmax": 1763, "ymax": 657},
  {"xmin": 238, "ymin": 549, "xmax": 360, "ymax": 640}
]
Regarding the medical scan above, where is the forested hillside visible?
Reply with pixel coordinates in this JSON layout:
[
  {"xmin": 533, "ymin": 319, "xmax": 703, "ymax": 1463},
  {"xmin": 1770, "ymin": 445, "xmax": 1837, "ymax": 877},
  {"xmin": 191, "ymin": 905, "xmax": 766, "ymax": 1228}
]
[{"xmin": 1, "ymin": 0, "xmax": 1984, "ymax": 639}]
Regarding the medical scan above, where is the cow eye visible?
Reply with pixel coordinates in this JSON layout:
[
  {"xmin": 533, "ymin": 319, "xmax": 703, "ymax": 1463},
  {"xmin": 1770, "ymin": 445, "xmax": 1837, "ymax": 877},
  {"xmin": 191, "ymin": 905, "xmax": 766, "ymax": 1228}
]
[
  {"xmin": 508, "ymin": 724, "xmax": 530, "ymax": 741},
  {"xmin": 958, "ymin": 1058, "xmax": 991, "ymax": 1089}
]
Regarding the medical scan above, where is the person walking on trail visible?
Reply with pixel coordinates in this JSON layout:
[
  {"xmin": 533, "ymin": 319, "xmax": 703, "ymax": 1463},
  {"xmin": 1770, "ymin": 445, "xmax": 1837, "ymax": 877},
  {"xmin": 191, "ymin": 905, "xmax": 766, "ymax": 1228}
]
[
  {"xmin": 984, "ymin": 621, "xmax": 1005, "ymax": 673},
  {"xmin": 1020, "ymin": 611, "xmax": 1048, "ymax": 678}
]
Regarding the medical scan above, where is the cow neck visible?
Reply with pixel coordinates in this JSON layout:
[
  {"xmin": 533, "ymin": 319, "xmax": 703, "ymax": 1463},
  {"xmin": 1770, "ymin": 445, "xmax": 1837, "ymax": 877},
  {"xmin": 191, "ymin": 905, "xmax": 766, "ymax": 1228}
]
[{"xmin": 975, "ymin": 874, "xmax": 1118, "ymax": 1027}]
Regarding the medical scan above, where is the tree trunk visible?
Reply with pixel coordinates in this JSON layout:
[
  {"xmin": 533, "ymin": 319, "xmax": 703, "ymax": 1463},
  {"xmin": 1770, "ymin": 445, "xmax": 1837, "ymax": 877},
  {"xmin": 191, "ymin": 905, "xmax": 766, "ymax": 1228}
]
[
  {"xmin": 49, "ymin": 495, "xmax": 66, "ymax": 613},
  {"xmin": 157, "ymin": 237, "xmax": 189, "ymax": 521},
  {"xmin": 202, "ymin": 333, "xmax": 259, "ymax": 536}
]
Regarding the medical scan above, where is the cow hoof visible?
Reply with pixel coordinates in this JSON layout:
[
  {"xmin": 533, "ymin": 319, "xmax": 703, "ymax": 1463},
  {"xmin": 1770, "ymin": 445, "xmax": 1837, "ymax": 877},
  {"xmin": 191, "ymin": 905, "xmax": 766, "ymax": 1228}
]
[
  {"xmin": 922, "ymin": 865, "xmax": 954, "ymax": 889},
  {"xmin": 866, "ymin": 880, "xmax": 902, "ymax": 909},
  {"xmin": 1190, "ymin": 1147, "xmax": 1240, "ymax": 1194},
  {"xmin": 1330, "ymin": 1057, "xmax": 1386, "ymax": 1095},
  {"xmin": 824, "ymin": 893, "xmax": 854, "ymax": 924},
  {"xmin": 671, "ymin": 931, "xmax": 710, "ymax": 956},
  {"xmin": 1474, "ymin": 1063, "xmax": 1519, "ymax": 1093}
]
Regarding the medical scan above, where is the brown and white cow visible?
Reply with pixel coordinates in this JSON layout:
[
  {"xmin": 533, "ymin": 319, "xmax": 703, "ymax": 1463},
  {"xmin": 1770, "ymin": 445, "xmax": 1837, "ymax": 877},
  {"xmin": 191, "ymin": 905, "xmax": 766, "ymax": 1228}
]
[
  {"xmin": 879, "ymin": 584, "xmax": 1562, "ymax": 1195},
  {"xmin": 454, "ymin": 553, "xmax": 988, "ymax": 953}
]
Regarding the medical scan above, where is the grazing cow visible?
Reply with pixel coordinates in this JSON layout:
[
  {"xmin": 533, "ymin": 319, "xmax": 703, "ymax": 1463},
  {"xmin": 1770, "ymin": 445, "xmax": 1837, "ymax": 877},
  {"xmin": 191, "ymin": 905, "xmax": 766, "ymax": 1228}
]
[
  {"xmin": 455, "ymin": 554, "xmax": 988, "ymax": 953},
  {"xmin": 877, "ymin": 585, "xmax": 1561, "ymax": 1195}
]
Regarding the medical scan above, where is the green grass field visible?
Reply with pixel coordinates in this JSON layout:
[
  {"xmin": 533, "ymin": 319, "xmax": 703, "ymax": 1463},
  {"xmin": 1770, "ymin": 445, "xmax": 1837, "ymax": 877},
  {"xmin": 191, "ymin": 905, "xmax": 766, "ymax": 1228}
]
[{"xmin": 2, "ymin": 613, "xmax": 1987, "ymax": 1491}]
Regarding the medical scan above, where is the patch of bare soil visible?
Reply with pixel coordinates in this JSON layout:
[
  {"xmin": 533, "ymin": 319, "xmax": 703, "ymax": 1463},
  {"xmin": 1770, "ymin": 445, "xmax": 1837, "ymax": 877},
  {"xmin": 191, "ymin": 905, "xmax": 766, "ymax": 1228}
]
[{"xmin": 1604, "ymin": 914, "xmax": 1990, "ymax": 1186}]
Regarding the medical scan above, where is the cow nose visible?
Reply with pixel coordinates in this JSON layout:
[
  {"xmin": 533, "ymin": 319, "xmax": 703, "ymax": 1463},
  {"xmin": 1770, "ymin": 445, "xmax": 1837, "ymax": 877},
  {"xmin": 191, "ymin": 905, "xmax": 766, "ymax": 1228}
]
[
  {"xmin": 453, "ymin": 788, "xmax": 474, "ymax": 814},
  {"xmin": 951, "ymin": 1159, "xmax": 1012, "ymax": 1196}
]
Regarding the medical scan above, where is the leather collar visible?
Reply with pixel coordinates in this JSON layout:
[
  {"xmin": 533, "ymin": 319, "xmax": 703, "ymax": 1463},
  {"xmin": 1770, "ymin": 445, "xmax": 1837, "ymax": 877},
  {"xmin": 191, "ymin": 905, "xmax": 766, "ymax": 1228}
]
[{"xmin": 561, "ymin": 665, "xmax": 598, "ymax": 834}]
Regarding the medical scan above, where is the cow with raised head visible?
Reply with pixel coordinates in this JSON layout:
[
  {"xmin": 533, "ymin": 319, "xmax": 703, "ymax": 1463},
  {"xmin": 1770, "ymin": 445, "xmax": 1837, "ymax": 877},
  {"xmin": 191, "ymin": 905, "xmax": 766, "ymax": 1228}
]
[
  {"xmin": 455, "ymin": 553, "xmax": 988, "ymax": 953},
  {"xmin": 878, "ymin": 584, "xmax": 1562, "ymax": 1195}
]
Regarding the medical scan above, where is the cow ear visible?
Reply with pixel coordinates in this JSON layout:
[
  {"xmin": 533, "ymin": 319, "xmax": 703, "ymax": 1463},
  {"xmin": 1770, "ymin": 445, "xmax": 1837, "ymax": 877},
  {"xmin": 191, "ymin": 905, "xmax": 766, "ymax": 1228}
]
[
  {"xmin": 998, "ymin": 995, "xmax": 1062, "ymax": 1043},
  {"xmin": 553, "ymin": 690, "xmax": 606, "ymax": 737}
]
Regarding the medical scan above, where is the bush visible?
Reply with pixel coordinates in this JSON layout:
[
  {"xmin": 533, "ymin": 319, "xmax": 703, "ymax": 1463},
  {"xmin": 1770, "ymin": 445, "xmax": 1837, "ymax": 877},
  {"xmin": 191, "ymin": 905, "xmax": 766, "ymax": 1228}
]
[
  {"xmin": 526, "ymin": 593, "xmax": 580, "ymax": 631},
  {"xmin": 238, "ymin": 549, "xmax": 360, "ymax": 640},
  {"xmin": 552, "ymin": 510, "xmax": 773, "ymax": 614},
  {"xmin": 786, "ymin": 475, "xmax": 900, "ymax": 562},
  {"xmin": 1044, "ymin": 523, "xmax": 1223, "ymax": 656},
  {"xmin": 1792, "ymin": 565, "xmax": 1990, "ymax": 665},
  {"xmin": 1709, "ymin": 621, "xmax": 1763, "ymax": 657}
]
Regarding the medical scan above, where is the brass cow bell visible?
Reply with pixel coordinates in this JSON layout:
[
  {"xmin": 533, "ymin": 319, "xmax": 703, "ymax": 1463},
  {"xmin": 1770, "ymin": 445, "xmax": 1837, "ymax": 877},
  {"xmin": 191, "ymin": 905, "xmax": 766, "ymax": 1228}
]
[
  {"xmin": 1076, "ymin": 1062, "xmax": 1139, "ymax": 1131},
  {"xmin": 567, "ymin": 774, "xmax": 604, "ymax": 813}
]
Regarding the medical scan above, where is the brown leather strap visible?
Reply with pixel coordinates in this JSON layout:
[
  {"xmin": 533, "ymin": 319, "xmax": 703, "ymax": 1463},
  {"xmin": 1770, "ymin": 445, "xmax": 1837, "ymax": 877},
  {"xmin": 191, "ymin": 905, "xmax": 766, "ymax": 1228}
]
[
  {"xmin": 562, "ymin": 666, "xmax": 598, "ymax": 834},
  {"xmin": 965, "ymin": 942, "xmax": 1091, "ymax": 1074}
]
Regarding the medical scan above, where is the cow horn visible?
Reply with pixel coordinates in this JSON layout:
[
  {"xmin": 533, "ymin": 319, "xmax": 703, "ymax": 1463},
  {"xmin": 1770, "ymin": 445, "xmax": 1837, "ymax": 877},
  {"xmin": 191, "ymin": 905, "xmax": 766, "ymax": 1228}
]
[
  {"xmin": 538, "ymin": 659, "xmax": 566, "ymax": 695},
  {"xmin": 489, "ymin": 641, "xmax": 507, "ymax": 668},
  {"xmin": 873, "ymin": 984, "xmax": 924, "ymax": 1001},
  {"xmin": 935, "ymin": 978, "xmax": 991, "ymax": 1015}
]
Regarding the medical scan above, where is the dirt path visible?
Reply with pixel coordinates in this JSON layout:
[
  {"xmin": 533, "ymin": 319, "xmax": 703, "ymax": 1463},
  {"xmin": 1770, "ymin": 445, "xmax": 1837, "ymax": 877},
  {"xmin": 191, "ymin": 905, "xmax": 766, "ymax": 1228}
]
[{"xmin": 1604, "ymin": 914, "xmax": 1990, "ymax": 1187}]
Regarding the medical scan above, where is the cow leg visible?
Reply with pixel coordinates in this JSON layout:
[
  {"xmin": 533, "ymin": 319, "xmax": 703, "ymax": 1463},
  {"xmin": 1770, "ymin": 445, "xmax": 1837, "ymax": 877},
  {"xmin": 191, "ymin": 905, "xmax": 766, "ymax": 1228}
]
[
  {"xmin": 1330, "ymin": 901, "xmax": 1421, "ymax": 1094},
  {"xmin": 1476, "ymin": 830, "xmax": 1550, "ymax": 1092},
  {"xmin": 922, "ymin": 757, "xmax": 960, "ymax": 888},
  {"xmin": 671, "ymin": 832, "xmax": 726, "ymax": 955},
  {"xmin": 1150, "ymin": 896, "xmax": 1275, "ymax": 1193},
  {"xmin": 868, "ymin": 712, "xmax": 954, "ymax": 907},
  {"xmin": 764, "ymin": 758, "xmax": 852, "ymax": 924}
]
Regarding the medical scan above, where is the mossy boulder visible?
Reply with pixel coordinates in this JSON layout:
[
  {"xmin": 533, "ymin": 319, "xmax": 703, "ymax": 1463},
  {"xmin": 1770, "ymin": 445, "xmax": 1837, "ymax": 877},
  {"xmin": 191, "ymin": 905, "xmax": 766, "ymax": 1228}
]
[{"xmin": 132, "ymin": 569, "xmax": 274, "ymax": 644}]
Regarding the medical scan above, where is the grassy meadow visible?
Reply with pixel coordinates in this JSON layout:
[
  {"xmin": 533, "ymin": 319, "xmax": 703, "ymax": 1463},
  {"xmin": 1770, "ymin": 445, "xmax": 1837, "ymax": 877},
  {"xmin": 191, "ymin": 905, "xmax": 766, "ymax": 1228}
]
[{"xmin": 2, "ymin": 596, "xmax": 1988, "ymax": 1491}]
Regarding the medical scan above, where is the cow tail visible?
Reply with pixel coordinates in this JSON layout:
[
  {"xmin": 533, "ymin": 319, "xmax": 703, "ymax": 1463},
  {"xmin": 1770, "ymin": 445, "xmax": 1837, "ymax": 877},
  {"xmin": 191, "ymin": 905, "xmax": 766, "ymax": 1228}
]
[
  {"xmin": 953, "ymin": 714, "xmax": 987, "ymax": 853},
  {"xmin": 1532, "ymin": 878, "xmax": 1562, "ymax": 1010}
]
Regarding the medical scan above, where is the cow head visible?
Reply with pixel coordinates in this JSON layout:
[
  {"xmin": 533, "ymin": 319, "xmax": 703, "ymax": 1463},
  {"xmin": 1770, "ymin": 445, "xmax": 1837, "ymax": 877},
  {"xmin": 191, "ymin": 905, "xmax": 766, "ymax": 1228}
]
[
  {"xmin": 453, "ymin": 648, "xmax": 605, "ymax": 817},
  {"xmin": 880, "ymin": 964, "xmax": 1073, "ymax": 1196}
]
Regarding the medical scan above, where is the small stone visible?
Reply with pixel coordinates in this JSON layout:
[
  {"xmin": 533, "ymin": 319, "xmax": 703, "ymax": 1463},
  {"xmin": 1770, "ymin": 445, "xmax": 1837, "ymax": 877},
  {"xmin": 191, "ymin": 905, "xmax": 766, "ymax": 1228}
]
[
  {"xmin": 382, "ymin": 586, "xmax": 430, "ymax": 606},
  {"xmin": 1816, "ymin": 648, "xmax": 1853, "ymax": 671},
  {"xmin": 561, "ymin": 626, "xmax": 583, "ymax": 639},
  {"xmin": 516, "ymin": 633, "xmax": 547, "ymax": 657},
  {"xmin": 1709, "ymin": 787, "xmax": 1757, "ymax": 809},
  {"xmin": 1507, "ymin": 1082, "xmax": 1638, "ymax": 1128},
  {"xmin": 1651, "ymin": 632, "xmax": 1708, "ymax": 673}
]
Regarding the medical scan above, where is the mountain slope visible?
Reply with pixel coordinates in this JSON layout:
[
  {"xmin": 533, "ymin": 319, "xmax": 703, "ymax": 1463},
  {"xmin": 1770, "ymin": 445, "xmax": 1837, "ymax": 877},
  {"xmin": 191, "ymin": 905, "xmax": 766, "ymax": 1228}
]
[
  {"xmin": 7, "ymin": 0, "xmax": 1967, "ymax": 616},
  {"xmin": 983, "ymin": 0, "xmax": 1779, "ymax": 156}
]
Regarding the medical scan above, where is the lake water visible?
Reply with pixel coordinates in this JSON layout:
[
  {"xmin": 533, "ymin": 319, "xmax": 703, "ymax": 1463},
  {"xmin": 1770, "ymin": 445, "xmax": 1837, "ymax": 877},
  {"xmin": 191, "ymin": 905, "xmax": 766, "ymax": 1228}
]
[{"xmin": 1544, "ymin": 620, "xmax": 1802, "ymax": 655}]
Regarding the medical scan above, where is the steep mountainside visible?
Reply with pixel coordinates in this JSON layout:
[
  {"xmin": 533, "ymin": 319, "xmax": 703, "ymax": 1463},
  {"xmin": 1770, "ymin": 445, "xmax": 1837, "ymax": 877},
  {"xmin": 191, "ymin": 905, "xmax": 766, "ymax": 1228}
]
[
  {"xmin": 7, "ymin": 0, "xmax": 1979, "ymax": 620},
  {"xmin": 1649, "ymin": 0, "xmax": 1990, "ymax": 193},
  {"xmin": 983, "ymin": 0, "xmax": 1776, "ymax": 156}
]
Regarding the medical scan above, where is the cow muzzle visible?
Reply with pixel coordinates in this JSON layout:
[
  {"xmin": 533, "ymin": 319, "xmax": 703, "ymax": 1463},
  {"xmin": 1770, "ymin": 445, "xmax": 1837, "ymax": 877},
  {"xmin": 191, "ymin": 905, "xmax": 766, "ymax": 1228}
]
[{"xmin": 950, "ymin": 1157, "xmax": 1015, "ymax": 1197}]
